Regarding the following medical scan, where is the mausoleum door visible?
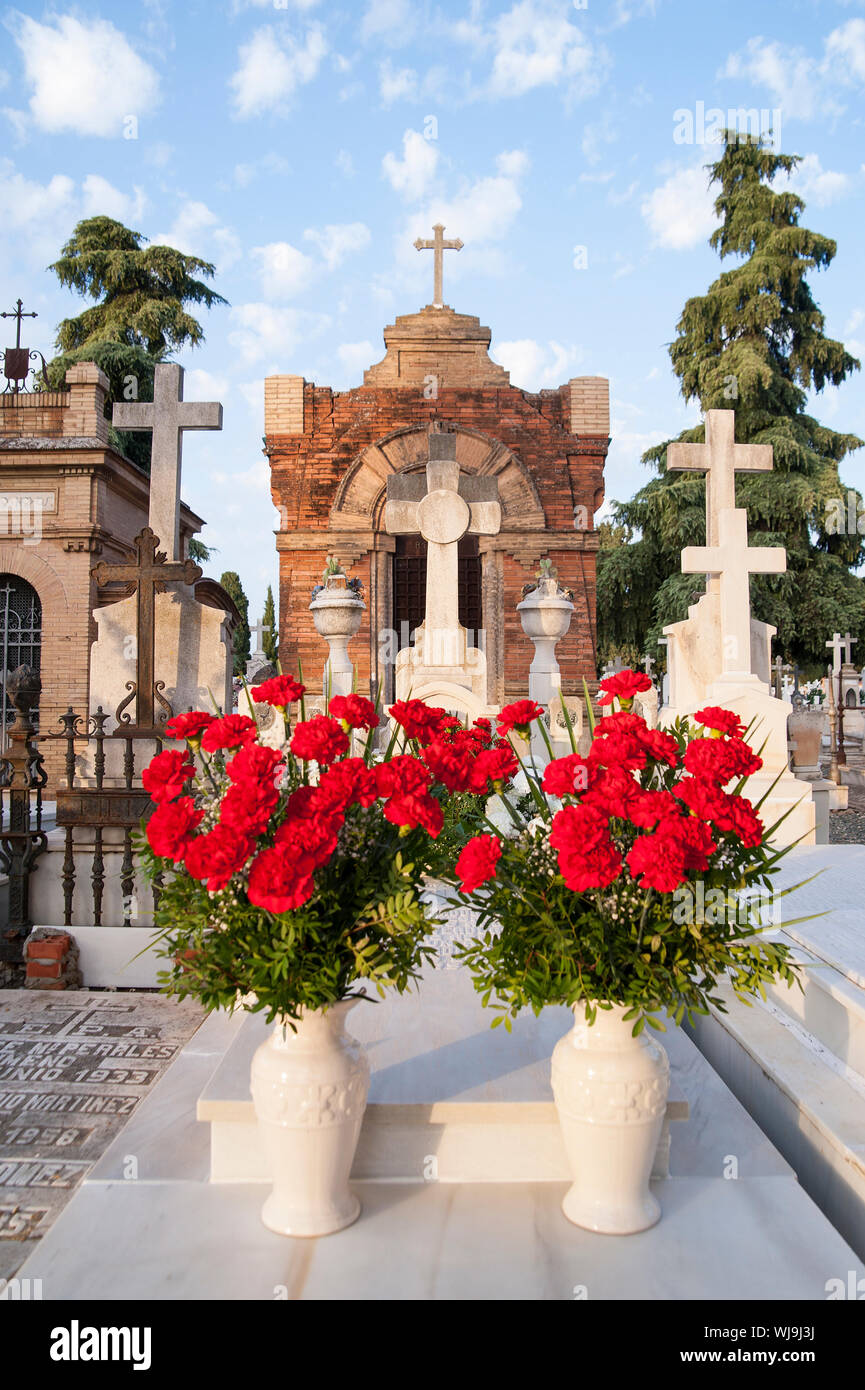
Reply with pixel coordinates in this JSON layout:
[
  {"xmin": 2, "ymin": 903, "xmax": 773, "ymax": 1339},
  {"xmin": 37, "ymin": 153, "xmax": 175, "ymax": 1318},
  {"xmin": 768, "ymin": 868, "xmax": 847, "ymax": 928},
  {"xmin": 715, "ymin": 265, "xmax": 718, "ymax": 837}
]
[
  {"xmin": 0, "ymin": 574, "xmax": 42, "ymax": 752},
  {"xmin": 392, "ymin": 535, "xmax": 482, "ymax": 651}
]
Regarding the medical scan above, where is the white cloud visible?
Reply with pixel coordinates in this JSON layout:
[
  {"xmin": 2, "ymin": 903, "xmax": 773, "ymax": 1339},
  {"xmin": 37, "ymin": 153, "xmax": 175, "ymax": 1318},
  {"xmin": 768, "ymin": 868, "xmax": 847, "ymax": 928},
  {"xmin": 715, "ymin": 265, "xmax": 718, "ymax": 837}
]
[
  {"xmin": 228, "ymin": 303, "xmax": 330, "ymax": 364},
  {"xmin": 382, "ymin": 128, "xmax": 439, "ymax": 199},
  {"xmin": 184, "ymin": 368, "xmax": 232, "ymax": 402},
  {"xmin": 0, "ymin": 159, "xmax": 74, "ymax": 233},
  {"xmin": 81, "ymin": 174, "xmax": 147, "ymax": 225},
  {"xmin": 782, "ymin": 152, "xmax": 850, "ymax": 207},
  {"xmin": 641, "ymin": 162, "xmax": 717, "ymax": 250},
  {"xmin": 335, "ymin": 149, "xmax": 355, "ymax": 177},
  {"xmin": 496, "ymin": 149, "xmax": 530, "ymax": 178},
  {"xmin": 229, "ymin": 23, "xmax": 327, "ymax": 118},
  {"xmin": 155, "ymin": 200, "xmax": 241, "ymax": 270},
  {"xmin": 304, "ymin": 222, "xmax": 371, "ymax": 269},
  {"xmin": 336, "ymin": 340, "xmax": 376, "ymax": 382},
  {"xmin": 233, "ymin": 152, "xmax": 291, "ymax": 187},
  {"xmin": 379, "ymin": 59, "xmax": 417, "ymax": 104},
  {"xmin": 721, "ymin": 21, "xmax": 865, "ymax": 126},
  {"xmin": 493, "ymin": 339, "xmax": 585, "ymax": 389},
  {"xmin": 251, "ymin": 241, "xmax": 316, "ymax": 298},
  {"xmin": 825, "ymin": 18, "xmax": 865, "ymax": 83},
  {"xmin": 455, "ymin": 0, "xmax": 607, "ymax": 102},
  {"xmin": 6, "ymin": 14, "xmax": 159, "ymax": 137},
  {"xmin": 582, "ymin": 116, "xmax": 617, "ymax": 166},
  {"xmin": 361, "ymin": 0, "xmax": 415, "ymax": 46}
]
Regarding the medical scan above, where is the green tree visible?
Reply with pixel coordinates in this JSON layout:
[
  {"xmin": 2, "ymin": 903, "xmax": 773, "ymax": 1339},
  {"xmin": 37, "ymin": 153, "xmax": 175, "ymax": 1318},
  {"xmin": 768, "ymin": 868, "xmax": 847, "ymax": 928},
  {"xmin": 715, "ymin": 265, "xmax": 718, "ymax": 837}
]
[
  {"xmin": 598, "ymin": 133, "xmax": 864, "ymax": 669},
  {"xmin": 44, "ymin": 216, "xmax": 227, "ymax": 470},
  {"xmin": 261, "ymin": 584, "xmax": 279, "ymax": 663},
  {"xmin": 220, "ymin": 571, "xmax": 250, "ymax": 675}
]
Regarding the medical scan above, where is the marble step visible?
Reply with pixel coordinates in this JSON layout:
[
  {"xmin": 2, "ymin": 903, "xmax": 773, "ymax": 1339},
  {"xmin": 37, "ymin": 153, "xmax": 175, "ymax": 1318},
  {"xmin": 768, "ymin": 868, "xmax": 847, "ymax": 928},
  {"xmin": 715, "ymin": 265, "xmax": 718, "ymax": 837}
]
[
  {"xmin": 763, "ymin": 932, "xmax": 865, "ymax": 1083},
  {"xmin": 197, "ymin": 974, "xmax": 688, "ymax": 1184}
]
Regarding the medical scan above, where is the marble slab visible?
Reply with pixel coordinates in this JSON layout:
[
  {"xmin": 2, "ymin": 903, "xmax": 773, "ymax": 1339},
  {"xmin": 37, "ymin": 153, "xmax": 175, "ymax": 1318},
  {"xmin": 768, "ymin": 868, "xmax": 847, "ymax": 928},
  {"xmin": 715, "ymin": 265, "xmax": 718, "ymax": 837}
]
[{"xmin": 772, "ymin": 845, "xmax": 865, "ymax": 988}]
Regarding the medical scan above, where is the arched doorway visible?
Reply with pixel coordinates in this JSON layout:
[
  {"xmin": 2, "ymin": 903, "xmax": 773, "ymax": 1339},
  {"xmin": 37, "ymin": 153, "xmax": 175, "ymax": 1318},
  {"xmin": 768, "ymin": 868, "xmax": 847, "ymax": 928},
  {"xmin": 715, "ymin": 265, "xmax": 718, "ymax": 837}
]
[{"xmin": 0, "ymin": 574, "xmax": 42, "ymax": 750}]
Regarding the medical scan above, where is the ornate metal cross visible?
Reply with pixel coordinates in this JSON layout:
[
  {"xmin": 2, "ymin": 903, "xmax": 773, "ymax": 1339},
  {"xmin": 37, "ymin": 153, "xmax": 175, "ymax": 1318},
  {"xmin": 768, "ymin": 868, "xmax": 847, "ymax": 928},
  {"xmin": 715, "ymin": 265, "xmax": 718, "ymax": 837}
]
[
  {"xmin": 1, "ymin": 298, "xmax": 37, "ymax": 348},
  {"xmin": 92, "ymin": 528, "xmax": 202, "ymax": 736},
  {"xmin": 413, "ymin": 224, "xmax": 463, "ymax": 308}
]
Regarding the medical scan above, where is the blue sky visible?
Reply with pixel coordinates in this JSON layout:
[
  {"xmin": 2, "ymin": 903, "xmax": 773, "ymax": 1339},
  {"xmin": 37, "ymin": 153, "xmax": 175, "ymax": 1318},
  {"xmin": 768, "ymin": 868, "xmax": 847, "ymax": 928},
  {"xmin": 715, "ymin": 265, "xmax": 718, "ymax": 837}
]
[{"xmin": 1, "ymin": 0, "xmax": 863, "ymax": 622}]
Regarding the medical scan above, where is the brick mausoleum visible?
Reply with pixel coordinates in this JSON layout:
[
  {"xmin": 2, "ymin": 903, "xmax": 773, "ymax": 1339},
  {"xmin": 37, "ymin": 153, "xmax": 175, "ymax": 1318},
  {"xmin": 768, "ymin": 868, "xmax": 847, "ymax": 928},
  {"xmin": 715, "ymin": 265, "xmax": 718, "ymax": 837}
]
[{"xmin": 266, "ymin": 301, "xmax": 610, "ymax": 705}]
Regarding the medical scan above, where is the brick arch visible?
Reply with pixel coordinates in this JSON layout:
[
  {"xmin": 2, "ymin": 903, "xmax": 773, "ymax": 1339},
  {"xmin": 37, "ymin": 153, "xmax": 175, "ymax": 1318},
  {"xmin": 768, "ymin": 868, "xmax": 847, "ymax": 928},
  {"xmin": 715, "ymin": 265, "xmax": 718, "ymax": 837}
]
[
  {"xmin": 0, "ymin": 545, "xmax": 71, "ymax": 620},
  {"xmin": 331, "ymin": 424, "xmax": 545, "ymax": 532}
]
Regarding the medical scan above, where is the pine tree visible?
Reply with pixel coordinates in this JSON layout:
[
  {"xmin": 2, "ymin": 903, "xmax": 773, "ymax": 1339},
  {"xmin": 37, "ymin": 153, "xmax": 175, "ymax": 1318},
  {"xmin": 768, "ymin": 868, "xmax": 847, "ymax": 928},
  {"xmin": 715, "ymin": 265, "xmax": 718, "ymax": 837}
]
[
  {"xmin": 44, "ymin": 216, "xmax": 227, "ymax": 470},
  {"xmin": 598, "ymin": 133, "xmax": 863, "ymax": 671},
  {"xmin": 261, "ymin": 585, "xmax": 279, "ymax": 663},
  {"xmin": 219, "ymin": 571, "xmax": 250, "ymax": 676}
]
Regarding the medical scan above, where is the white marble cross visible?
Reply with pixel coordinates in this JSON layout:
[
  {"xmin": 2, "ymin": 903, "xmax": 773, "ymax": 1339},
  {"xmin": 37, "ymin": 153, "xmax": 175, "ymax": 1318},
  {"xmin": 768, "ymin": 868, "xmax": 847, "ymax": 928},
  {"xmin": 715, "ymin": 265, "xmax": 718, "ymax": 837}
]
[
  {"xmin": 250, "ymin": 618, "xmax": 272, "ymax": 657},
  {"xmin": 826, "ymin": 632, "xmax": 844, "ymax": 673},
  {"xmin": 385, "ymin": 431, "xmax": 500, "ymax": 662},
  {"xmin": 113, "ymin": 363, "xmax": 223, "ymax": 561},
  {"xmin": 413, "ymin": 224, "xmax": 463, "ymax": 308},
  {"xmin": 667, "ymin": 411, "xmax": 773, "ymax": 547},
  {"xmin": 643, "ymin": 654, "xmax": 655, "ymax": 676},
  {"xmin": 842, "ymin": 632, "xmax": 857, "ymax": 665},
  {"xmin": 682, "ymin": 509, "xmax": 786, "ymax": 677}
]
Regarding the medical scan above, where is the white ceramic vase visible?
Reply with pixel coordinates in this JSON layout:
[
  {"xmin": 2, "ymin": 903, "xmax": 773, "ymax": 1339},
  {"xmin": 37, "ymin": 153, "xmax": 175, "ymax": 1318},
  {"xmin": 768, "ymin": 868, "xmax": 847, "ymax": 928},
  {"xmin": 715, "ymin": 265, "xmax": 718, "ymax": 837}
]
[
  {"xmin": 551, "ymin": 1002, "xmax": 669, "ymax": 1234},
  {"xmin": 250, "ymin": 999, "xmax": 370, "ymax": 1237}
]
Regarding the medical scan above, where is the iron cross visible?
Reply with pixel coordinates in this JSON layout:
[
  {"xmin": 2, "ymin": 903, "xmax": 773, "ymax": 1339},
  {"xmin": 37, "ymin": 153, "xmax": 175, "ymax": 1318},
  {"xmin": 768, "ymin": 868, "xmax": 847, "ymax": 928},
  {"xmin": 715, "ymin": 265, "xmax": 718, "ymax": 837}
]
[
  {"xmin": 1, "ymin": 299, "xmax": 37, "ymax": 349},
  {"xmin": 413, "ymin": 224, "xmax": 463, "ymax": 308},
  {"xmin": 92, "ymin": 528, "xmax": 202, "ymax": 736}
]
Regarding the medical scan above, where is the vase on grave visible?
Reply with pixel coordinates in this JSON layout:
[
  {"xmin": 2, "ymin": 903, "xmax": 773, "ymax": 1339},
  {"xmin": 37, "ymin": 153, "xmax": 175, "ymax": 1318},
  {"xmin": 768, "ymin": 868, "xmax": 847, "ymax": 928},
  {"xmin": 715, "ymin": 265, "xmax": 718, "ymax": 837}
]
[
  {"xmin": 788, "ymin": 706, "xmax": 826, "ymax": 780},
  {"xmin": 309, "ymin": 569, "xmax": 365, "ymax": 699},
  {"xmin": 516, "ymin": 567, "xmax": 574, "ymax": 708},
  {"xmin": 551, "ymin": 1002, "xmax": 669, "ymax": 1234},
  {"xmin": 250, "ymin": 1001, "xmax": 370, "ymax": 1237}
]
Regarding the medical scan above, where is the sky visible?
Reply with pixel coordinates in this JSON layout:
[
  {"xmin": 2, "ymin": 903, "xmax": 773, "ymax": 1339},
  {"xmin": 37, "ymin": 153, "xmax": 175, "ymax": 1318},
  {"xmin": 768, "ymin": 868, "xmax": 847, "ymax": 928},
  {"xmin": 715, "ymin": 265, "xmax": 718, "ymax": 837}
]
[{"xmin": 1, "ymin": 0, "xmax": 863, "ymax": 622}]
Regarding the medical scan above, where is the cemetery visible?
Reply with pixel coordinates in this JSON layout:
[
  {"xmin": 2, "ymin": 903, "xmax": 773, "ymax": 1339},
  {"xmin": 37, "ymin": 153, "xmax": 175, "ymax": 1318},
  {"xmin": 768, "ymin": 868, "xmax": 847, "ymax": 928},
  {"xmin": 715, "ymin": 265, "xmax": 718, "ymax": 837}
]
[{"xmin": 0, "ymin": 2, "xmax": 863, "ymax": 1330}]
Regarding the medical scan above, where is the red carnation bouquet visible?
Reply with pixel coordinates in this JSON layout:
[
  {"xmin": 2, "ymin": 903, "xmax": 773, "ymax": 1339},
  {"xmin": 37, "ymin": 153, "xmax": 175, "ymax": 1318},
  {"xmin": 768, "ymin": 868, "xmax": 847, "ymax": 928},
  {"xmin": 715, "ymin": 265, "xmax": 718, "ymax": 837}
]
[
  {"xmin": 450, "ymin": 675, "xmax": 802, "ymax": 1032},
  {"xmin": 140, "ymin": 685, "xmax": 511, "ymax": 1022}
]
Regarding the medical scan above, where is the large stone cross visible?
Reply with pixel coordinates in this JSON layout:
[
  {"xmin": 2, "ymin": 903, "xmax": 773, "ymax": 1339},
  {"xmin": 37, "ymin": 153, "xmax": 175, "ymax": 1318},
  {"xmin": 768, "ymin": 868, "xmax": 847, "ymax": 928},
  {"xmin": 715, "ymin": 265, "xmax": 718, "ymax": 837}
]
[
  {"xmin": 113, "ymin": 363, "xmax": 223, "ymax": 561},
  {"xmin": 827, "ymin": 631, "xmax": 857, "ymax": 673},
  {"xmin": 92, "ymin": 528, "xmax": 202, "ymax": 735},
  {"xmin": 250, "ymin": 617, "xmax": 272, "ymax": 658},
  {"xmin": 667, "ymin": 410, "xmax": 773, "ymax": 547},
  {"xmin": 413, "ymin": 224, "xmax": 463, "ymax": 309},
  {"xmin": 682, "ymin": 509, "xmax": 786, "ymax": 677},
  {"xmin": 385, "ymin": 429, "xmax": 500, "ymax": 662}
]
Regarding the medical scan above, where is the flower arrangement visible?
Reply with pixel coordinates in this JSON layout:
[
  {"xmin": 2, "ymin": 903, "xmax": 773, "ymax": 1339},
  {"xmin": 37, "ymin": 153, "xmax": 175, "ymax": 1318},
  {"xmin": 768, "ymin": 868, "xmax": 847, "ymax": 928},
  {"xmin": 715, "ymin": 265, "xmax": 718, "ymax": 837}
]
[
  {"xmin": 450, "ymin": 669, "xmax": 801, "ymax": 1033},
  {"xmin": 139, "ymin": 687, "xmax": 519, "ymax": 1023}
]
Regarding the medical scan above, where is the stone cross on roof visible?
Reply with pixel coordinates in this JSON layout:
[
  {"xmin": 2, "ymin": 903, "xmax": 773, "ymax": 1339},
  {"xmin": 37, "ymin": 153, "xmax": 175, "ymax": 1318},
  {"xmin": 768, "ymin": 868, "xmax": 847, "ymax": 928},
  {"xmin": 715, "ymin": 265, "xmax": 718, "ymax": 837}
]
[
  {"xmin": 667, "ymin": 410, "xmax": 773, "ymax": 548},
  {"xmin": 113, "ymin": 363, "xmax": 223, "ymax": 562},
  {"xmin": 682, "ymin": 509, "xmax": 786, "ymax": 678},
  {"xmin": 385, "ymin": 429, "xmax": 500, "ymax": 661},
  {"xmin": 413, "ymin": 224, "xmax": 463, "ymax": 309}
]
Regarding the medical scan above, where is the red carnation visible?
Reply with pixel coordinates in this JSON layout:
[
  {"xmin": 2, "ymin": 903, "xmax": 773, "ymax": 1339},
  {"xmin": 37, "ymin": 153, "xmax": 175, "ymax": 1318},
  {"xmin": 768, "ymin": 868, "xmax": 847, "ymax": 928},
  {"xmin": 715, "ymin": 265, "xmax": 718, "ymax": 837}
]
[
  {"xmin": 638, "ymin": 726, "xmax": 680, "ymax": 767},
  {"xmin": 290, "ymin": 715, "xmax": 349, "ymax": 765},
  {"xmin": 389, "ymin": 699, "xmax": 447, "ymax": 745},
  {"xmin": 456, "ymin": 834, "xmax": 502, "ymax": 893},
  {"xmin": 383, "ymin": 791, "xmax": 444, "ymax": 838},
  {"xmin": 220, "ymin": 779, "xmax": 279, "ymax": 836},
  {"xmin": 201, "ymin": 714, "xmax": 257, "ymax": 753},
  {"xmin": 542, "ymin": 754, "xmax": 593, "ymax": 798},
  {"xmin": 694, "ymin": 706, "xmax": 746, "ymax": 739},
  {"xmin": 628, "ymin": 789, "xmax": 680, "ymax": 828},
  {"xmin": 598, "ymin": 668, "xmax": 652, "ymax": 707},
  {"xmin": 251, "ymin": 675, "xmax": 306, "ymax": 710},
  {"xmin": 469, "ymin": 746, "xmax": 519, "ymax": 794},
  {"xmin": 497, "ymin": 699, "xmax": 544, "ymax": 738},
  {"xmin": 626, "ymin": 816, "xmax": 715, "ymax": 892},
  {"xmin": 183, "ymin": 824, "xmax": 252, "ymax": 892},
  {"xmin": 328, "ymin": 693, "xmax": 378, "ymax": 731},
  {"xmin": 550, "ymin": 803, "xmax": 612, "ymax": 857},
  {"xmin": 317, "ymin": 757, "xmax": 378, "ymax": 809},
  {"xmin": 275, "ymin": 816, "xmax": 339, "ymax": 868},
  {"xmin": 247, "ymin": 847, "xmax": 316, "ymax": 913},
  {"xmin": 590, "ymin": 730, "xmax": 646, "ymax": 771},
  {"xmin": 595, "ymin": 711, "xmax": 646, "ymax": 735},
  {"xmin": 560, "ymin": 841, "xmax": 623, "ymax": 892},
  {"xmin": 141, "ymin": 749, "xmax": 195, "ymax": 804},
  {"xmin": 165, "ymin": 711, "xmax": 215, "ymax": 744},
  {"xmin": 550, "ymin": 804, "xmax": 623, "ymax": 891},
  {"xmin": 683, "ymin": 737, "xmax": 762, "ymax": 784},
  {"xmin": 226, "ymin": 743, "xmax": 284, "ymax": 786},
  {"xmin": 146, "ymin": 797, "xmax": 203, "ymax": 861},
  {"xmin": 374, "ymin": 754, "xmax": 431, "ymax": 799},
  {"xmin": 583, "ymin": 765, "xmax": 641, "ymax": 820},
  {"xmin": 727, "ymin": 796, "xmax": 764, "ymax": 848},
  {"xmin": 422, "ymin": 740, "xmax": 475, "ymax": 793}
]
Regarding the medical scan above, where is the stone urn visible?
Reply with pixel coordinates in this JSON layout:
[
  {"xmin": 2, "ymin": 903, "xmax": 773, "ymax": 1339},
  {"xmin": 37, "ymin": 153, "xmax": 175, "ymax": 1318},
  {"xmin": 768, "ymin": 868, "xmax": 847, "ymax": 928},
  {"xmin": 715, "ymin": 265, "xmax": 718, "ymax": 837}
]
[
  {"xmin": 516, "ymin": 573, "xmax": 574, "ymax": 707},
  {"xmin": 551, "ymin": 1003, "xmax": 670, "ymax": 1234},
  {"xmin": 250, "ymin": 1000, "xmax": 370, "ymax": 1237},
  {"xmin": 788, "ymin": 706, "xmax": 826, "ymax": 779},
  {"xmin": 309, "ymin": 572, "xmax": 365, "ymax": 699}
]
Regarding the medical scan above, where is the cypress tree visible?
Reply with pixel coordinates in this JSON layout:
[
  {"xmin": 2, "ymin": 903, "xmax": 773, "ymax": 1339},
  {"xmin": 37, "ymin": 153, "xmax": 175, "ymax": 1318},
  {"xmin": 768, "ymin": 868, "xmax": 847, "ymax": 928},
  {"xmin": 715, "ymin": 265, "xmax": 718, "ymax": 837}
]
[
  {"xmin": 261, "ymin": 585, "xmax": 279, "ymax": 663},
  {"xmin": 220, "ymin": 571, "xmax": 250, "ymax": 675}
]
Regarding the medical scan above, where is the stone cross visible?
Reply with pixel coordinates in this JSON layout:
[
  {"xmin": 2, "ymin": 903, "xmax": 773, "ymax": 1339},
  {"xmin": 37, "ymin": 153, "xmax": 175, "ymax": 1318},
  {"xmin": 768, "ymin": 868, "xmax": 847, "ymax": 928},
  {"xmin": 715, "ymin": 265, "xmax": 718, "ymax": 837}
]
[
  {"xmin": 643, "ymin": 654, "xmax": 655, "ymax": 676},
  {"xmin": 682, "ymin": 509, "xmax": 786, "ymax": 677},
  {"xmin": 385, "ymin": 429, "xmax": 500, "ymax": 663},
  {"xmin": 826, "ymin": 632, "xmax": 844, "ymax": 673},
  {"xmin": 113, "ymin": 363, "xmax": 223, "ymax": 562},
  {"xmin": 250, "ymin": 617, "xmax": 271, "ymax": 657},
  {"xmin": 413, "ymin": 224, "xmax": 463, "ymax": 309},
  {"xmin": 91, "ymin": 528, "xmax": 202, "ymax": 735},
  {"xmin": 842, "ymin": 632, "xmax": 857, "ymax": 665},
  {"xmin": 667, "ymin": 411, "xmax": 773, "ymax": 548}
]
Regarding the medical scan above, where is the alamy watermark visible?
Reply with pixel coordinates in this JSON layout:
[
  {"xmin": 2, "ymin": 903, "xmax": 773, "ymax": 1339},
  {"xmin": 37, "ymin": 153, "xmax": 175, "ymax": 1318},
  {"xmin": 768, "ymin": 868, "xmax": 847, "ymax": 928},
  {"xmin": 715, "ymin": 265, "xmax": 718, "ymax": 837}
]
[
  {"xmin": 0, "ymin": 492, "xmax": 53, "ymax": 546},
  {"xmin": 673, "ymin": 102, "xmax": 782, "ymax": 150}
]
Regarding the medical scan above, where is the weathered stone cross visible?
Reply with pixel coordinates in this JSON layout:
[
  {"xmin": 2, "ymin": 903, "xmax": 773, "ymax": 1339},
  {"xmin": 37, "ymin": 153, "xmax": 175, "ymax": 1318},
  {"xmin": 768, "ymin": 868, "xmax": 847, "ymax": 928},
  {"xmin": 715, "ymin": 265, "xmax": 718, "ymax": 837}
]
[
  {"xmin": 682, "ymin": 509, "xmax": 786, "ymax": 677},
  {"xmin": 385, "ymin": 429, "xmax": 500, "ymax": 664},
  {"xmin": 113, "ymin": 363, "xmax": 223, "ymax": 562},
  {"xmin": 250, "ymin": 617, "xmax": 272, "ymax": 657},
  {"xmin": 413, "ymin": 224, "xmax": 463, "ymax": 309},
  {"xmin": 667, "ymin": 410, "xmax": 773, "ymax": 547},
  {"xmin": 826, "ymin": 631, "xmax": 856, "ymax": 673}
]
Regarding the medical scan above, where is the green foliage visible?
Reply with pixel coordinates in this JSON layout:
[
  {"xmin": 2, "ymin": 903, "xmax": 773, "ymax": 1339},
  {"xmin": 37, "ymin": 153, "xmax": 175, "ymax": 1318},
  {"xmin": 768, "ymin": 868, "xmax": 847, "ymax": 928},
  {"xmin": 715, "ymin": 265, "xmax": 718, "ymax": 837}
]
[
  {"xmin": 599, "ymin": 133, "xmax": 864, "ymax": 669},
  {"xmin": 219, "ymin": 570, "xmax": 250, "ymax": 674},
  {"xmin": 44, "ymin": 216, "xmax": 227, "ymax": 471},
  {"xmin": 262, "ymin": 585, "xmax": 279, "ymax": 663},
  {"xmin": 188, "ymin": 538, "xmax": 213, "ymax": 564}
]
